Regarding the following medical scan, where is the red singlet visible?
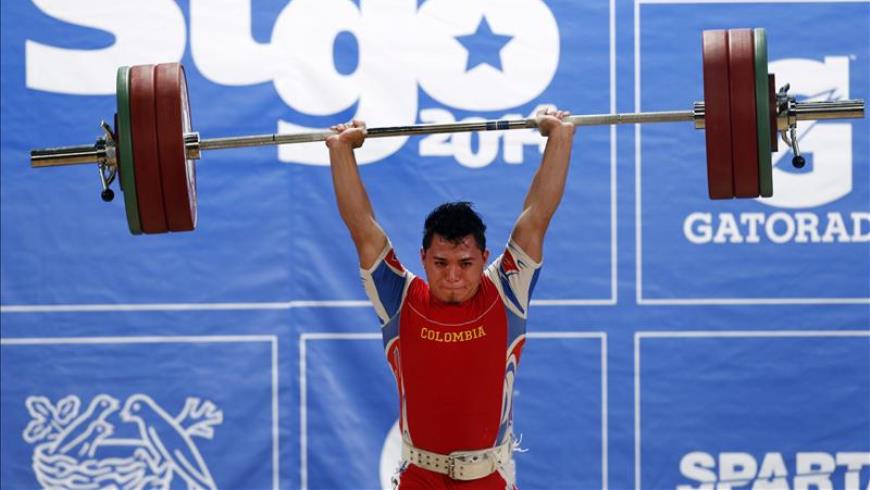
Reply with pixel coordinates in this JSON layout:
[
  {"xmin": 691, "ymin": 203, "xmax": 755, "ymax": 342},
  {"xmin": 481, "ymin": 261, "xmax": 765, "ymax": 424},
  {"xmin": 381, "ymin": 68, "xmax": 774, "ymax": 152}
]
[{"xmin": 362, "ymin": 240, "xmax": 541, "ymax": 489}]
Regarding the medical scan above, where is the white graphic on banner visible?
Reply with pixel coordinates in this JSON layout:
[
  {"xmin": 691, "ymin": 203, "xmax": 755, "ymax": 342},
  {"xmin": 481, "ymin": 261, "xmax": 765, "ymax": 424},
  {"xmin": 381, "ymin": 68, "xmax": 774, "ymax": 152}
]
[
  {"xmin": 419, "ymin": 105, "xmax": 549, "ymax": 168},
  {"xmin": 189, "ymin": 0, "xmax": 274, "ymax": 86},
  {"xmin": 26, "ymin": 0, "xmax": 186, "ymax": 95},
  {"xmin": 677, "ymin": 451, "xmax": 870, "ymax": 490},
  {"xmin": 683, "ymin": 211, "xmax": 869, "ymax": 244},
  {"xmin": 274, "ymin": 0, "xmax": 558, "ymax": 165},
  {"xmin": 26, "ymin": 0, "xmax": 559, "ymax": 166},
  {"xmin": 764, "ymin": 56, "xmax": 853, "ymax": 209},
  {"xmin": 379, "ymin": 420, "xmax": 403, "ymax": 490},
  {"xmin": 413, "ymin": 0, "xmax": 559, "ymax": 111},
  {"xmin": 23, "ymin": 394, "xmax": 222, "ymax": 490},
  {"xmin": 272, "ymin": 0, "xmax": 419, "ymax": 166}
]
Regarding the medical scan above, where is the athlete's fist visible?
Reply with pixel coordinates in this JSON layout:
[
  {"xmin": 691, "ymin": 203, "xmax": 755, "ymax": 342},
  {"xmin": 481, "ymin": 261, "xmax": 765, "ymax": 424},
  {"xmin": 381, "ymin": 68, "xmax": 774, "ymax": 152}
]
[
  {"xmin": 326, "ymin": 120, "xmax": 367, "ymax": 149},
  {"xmin": 535, "ymin": 107, "xmax": 575, "ymax": 138}
]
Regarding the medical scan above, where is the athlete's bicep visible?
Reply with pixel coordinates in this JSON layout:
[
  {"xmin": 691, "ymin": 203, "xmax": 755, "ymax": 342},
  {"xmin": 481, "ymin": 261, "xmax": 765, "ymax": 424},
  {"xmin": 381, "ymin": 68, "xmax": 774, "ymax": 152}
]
[
  {"xmin": 353, "ymin": 220, "xmax": 389, "ymax": 270},
  {"xmin": 485, "ymin": 240, "xmax": 543, "ymax": 318}
]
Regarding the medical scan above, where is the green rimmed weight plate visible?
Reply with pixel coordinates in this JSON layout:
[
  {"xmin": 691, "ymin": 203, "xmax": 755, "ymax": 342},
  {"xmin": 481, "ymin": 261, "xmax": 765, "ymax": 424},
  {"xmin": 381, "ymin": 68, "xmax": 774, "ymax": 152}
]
[
  {"xmin": 116, "ymin": 66, "xmax": 142, "ymax": 235},
  {"xmin": 754, "ymin": 28, "xmax": 773, "ymax": 198}
]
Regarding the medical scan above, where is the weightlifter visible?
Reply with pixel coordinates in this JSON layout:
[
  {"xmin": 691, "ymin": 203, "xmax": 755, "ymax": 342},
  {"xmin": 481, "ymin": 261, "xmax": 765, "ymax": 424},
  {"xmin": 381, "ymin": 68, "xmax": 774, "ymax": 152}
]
[{"xmin": 326, "ymin": 107, "xmax": 575, "ymax": 489}]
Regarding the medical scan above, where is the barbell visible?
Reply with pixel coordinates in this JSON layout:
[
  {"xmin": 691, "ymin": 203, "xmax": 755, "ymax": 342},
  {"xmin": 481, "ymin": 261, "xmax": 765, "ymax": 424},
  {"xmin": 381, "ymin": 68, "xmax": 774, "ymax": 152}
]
[{"xmin": 30, "ymin": 28, "xmax": 865, "ymax": 235}]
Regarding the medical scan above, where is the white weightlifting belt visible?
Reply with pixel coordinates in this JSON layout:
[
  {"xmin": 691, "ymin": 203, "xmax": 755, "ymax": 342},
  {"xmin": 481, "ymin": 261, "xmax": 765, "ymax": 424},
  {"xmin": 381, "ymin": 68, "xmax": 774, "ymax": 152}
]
[{"xmin": 401, "ymin": 438, "xmax": 512, "ymax": 480}]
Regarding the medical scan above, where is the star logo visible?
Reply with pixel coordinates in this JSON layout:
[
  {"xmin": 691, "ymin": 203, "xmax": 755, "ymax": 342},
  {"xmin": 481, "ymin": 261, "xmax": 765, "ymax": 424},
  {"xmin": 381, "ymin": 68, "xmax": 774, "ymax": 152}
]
[{"xmin": 455, "ymin": 16, "xmax": 514, "ymax": 72}]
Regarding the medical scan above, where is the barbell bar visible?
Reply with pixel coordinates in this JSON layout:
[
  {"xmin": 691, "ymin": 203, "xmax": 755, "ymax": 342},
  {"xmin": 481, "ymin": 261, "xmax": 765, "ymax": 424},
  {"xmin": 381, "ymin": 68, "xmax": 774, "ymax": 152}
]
[
  {"xmin": 29, "ymin": 102, "xmax": 863, "ymax": 166},
  {"xmin": 29, "ymin": 109, "xmax": 704, "ymax": 168},
  {"xmin": 29, "ymin": 28, "xmax": 866, "ymax": 235}
]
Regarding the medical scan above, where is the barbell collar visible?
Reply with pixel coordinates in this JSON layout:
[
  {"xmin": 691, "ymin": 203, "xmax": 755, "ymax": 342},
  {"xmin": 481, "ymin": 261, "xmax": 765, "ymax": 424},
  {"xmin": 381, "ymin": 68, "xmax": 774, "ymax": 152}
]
[
  {"xmin": 28, "ymin": 99, "xmax": 865, "ymax": 168},
  {"xmin": 185, "ymin": 132, "xmax": 202, "ymax": 160}
]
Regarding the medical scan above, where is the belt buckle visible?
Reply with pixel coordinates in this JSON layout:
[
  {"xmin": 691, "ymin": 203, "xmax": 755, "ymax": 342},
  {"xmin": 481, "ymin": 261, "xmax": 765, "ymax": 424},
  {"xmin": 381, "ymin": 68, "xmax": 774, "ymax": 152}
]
[{"xmin": 446, "ymin": 456, "xmax": 457, "ymax": 479}]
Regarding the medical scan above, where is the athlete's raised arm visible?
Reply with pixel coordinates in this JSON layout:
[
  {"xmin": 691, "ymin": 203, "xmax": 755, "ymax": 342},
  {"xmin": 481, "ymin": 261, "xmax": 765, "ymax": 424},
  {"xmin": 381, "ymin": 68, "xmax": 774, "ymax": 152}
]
[
  {"xmin": 326, "ymin": 120, "xmax": 388, "ymax": 269},
  {"xmin": 510, "ymin": 107, "xmax": 576, "ymax": 262}
]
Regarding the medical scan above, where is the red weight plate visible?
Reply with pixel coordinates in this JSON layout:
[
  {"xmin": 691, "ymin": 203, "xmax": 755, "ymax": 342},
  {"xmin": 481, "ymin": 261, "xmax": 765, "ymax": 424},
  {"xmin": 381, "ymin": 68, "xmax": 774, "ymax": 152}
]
[
  {"xmin": 155, "ymin": 63, "xmax": 197, "ymax": 232},
  {"xmin": 727, "ymin": 28, "xmax": 760, "ymax": 198},
  {"xmin": 769, "ymin": 73, "xmax": 778, "ymax": 152},
  {"xmin": 702, "ymin": 30, "xmax": 734, "ymax": 199},
  {"xmin": 129, "ymin": 65, "xmax": 168, "ymax": 234}
]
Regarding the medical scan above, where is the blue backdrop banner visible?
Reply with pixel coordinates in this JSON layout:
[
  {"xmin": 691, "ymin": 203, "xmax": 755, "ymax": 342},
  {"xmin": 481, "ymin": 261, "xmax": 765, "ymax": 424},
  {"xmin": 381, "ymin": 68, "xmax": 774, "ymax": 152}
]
[{"xmin": 2, "ymin": 1, "xmax": 868, "ymax": 489}]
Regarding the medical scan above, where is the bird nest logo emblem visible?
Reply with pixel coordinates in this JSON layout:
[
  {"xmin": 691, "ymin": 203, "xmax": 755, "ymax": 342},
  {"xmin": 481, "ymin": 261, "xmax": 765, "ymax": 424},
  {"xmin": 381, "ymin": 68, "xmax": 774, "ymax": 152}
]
[{"xmin": 22, "ymin": 394, "xmax": 222, "ymax": 490}]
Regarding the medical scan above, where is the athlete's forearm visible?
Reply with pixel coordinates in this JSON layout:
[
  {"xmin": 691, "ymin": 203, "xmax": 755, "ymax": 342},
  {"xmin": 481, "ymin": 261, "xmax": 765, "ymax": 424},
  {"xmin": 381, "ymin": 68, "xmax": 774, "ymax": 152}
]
[
  {"xmin": 328, "ymin": 145, "xmax": 387, "ymax": 265},
  {"xmin": 329, "ymin": 145, "xmax": 373, "ymax": 226},
  {"xmin": 510, "ymin": 126, "xmax": 574, "ymax": 261},
  {"xmin": 522, "ymin": 126, "xmax": 574, "ymax": 229}
]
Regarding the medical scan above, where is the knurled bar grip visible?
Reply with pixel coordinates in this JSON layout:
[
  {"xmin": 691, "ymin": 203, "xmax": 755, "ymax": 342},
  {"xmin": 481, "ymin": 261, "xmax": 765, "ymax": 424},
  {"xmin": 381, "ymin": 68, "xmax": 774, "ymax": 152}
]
[{"xmin": 196, "ymin": 110, "xmax": 694, "ymax": 151}]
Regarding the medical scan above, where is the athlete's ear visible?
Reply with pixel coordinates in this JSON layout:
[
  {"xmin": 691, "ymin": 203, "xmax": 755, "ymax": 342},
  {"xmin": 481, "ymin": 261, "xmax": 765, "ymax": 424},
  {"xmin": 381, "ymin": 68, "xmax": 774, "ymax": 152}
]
[
  {"xmin": 420, "ymin": 247, "xmax": 426, "ymax": 264},
  {"xmin": 483, "ymin": 249, "xmax": 490, "ymax": 264}
]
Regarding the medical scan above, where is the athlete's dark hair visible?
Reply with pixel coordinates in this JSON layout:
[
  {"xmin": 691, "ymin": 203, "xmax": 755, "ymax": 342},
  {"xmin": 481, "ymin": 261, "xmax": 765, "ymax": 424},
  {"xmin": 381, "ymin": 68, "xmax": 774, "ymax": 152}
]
[{"xmin": 422, "ymin": 201, "xmax": 487, "ymax": 252}]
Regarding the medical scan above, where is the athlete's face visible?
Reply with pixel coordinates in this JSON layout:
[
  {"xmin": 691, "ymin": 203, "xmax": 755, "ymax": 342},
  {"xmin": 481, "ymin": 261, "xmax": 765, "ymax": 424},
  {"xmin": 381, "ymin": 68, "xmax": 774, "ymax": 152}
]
[{"xmin": 421, "ymin": 234, "xmax": 490, "ymax": 304}]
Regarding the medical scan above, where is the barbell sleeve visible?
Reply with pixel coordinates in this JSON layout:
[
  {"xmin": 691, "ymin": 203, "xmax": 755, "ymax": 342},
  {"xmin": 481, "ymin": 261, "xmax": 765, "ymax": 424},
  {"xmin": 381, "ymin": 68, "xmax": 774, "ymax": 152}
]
[
  {"xmin": 791, "ymin": 99, "xmax": 865, "ymax": 122},
  {"xmin": 31, "ymin": 145, "xmax": 107, "ymax": 168}
]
